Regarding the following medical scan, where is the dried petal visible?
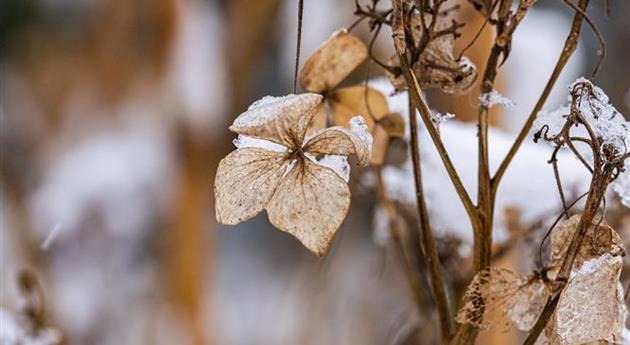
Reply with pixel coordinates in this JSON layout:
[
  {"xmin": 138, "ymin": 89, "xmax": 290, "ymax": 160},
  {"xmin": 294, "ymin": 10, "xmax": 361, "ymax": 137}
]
[
  {"xmin": 306, "ymin": 102, "xmax": 328, "ymax": 137},
  {"xmin": 214, "ymin": 148, "xmax": 289, "ymax": 225},
  {"xmin": 328, "ymin": 85, "xmax": 389, "ymax": 130},
  {"xmin": 550, "ymin": 215, "xmax": 625, "ymax": 269},
  {"xmin": 378, "ymin": 112, "xmax": 406, "ymax": 138},
  {"xmin": 304, "ymin": 116, "xmax": 372, "ymax": 166},
  {"xmin": 299, "ymin": 29, "xmax": 367, "ymax": 93},
  {"xmin": 550, "ymin": 254, "xmax": 625, "ymax": 345},
  {"xmin": 230, "ymin": 93, "xmax": 323, "ymax": 148},
  {"xmin": 265, "ymin": 158, "xmax": 351, "ymax": 256},
  {"xmin": 456, "ymin": 268, "xmax": 551, "ymax": 331}
]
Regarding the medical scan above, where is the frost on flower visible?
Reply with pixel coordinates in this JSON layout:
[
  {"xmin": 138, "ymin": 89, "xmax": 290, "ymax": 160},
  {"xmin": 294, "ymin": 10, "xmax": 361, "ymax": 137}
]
[
  {"xmin": 479, "ymin": 89, "xmax": 515, "ymax": 108},
  {"xmin": 215, "ymin": 93, "xmax": 372, "ymax": 256}
]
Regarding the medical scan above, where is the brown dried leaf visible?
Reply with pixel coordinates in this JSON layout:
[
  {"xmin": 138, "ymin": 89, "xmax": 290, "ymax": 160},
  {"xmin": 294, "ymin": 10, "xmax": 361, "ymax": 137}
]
[
  {"xmin": 215, "ymin": 148, "xmax": 289, "ymax": 225},
  {"xmin": 229, "ymin": 93, "xmax": 323, "ymax": 147},
  {"xmin": 304, "ymin": 117, "xmax": 372, "ymax": 166},
  {"xmin": 266, "ymin": 158, "xmax": 351, "ymax": 256},
  {"xmin": 328, "ymin": 85, "xmax": 389, "ymax": 131},
  {"xmin": 549, "ymin": 254, "xmax": 625, "ymax": 345},
  {"xmin": 456, "ymin": 268, "xmax": 551, "ymax": 331},
  {"xmin": 378, "ymin": 112, "xmax": 406, "ymax": 138},
  {"xmin": 299, "ymin": 30, "xmax": 367, "ymax": 93}
]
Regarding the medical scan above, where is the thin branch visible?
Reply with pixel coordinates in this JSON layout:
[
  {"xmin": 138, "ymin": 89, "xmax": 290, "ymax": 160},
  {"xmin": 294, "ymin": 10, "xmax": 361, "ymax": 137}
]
[
  {"xmin": 293, "ymin": 0, "xmax": 304, "ymax": 93},
  {"xmin": 407, "ymin": 96, "xmax": 453, "ymax": 341},
  {"xmin": 492, "ymin": 0, "xmax": 591, "ymax": 197}
]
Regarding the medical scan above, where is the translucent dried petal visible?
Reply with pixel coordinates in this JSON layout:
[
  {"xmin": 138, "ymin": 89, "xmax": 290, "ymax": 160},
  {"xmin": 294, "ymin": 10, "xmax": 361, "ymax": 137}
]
[
  {"xmin": 328, "ymin": 86, "xmax": 389, "ymax": 130},
  {"xmin": 378, "ymin": 112, "xmax": 406, "ymax": 138},
  {"xmin": 265, "ymin": 158, "xmax": 351, "ymax": 256},
  {"xmin": 550, "ymin": 215, "xmax": 625, "ymax": 269},
  {"xmin": 456, "ymin": 268, "xmax": 551, "ymax": 331},
  {"xmin": 304, "ymin": 116, "xmax": 372, "ymax": 166},
  {"xmin": 214, "ymin": 148, "xmax": 289, "ymax": 225},
  {"xmin": 550, "ymin": 255, "xmax": 625, "ymax": 345},
  {"xmin": 229, "ymin": 93, "xmax": 323, "ymax": 148},
  {"xmin": 298, "ymin": 29, "xmax": 367, "ymax": 93}
]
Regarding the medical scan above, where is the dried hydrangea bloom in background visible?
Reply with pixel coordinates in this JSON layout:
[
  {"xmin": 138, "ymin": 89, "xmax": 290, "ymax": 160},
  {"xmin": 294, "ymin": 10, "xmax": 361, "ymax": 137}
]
[
  {"xmin": 387, "ymin": 12, "xmax": 477, "ymax": 94},
  {"xmin": 298, "ymin": 29, "xmax": 404, "ymax": 165},
  {"xmin": 214, "ymin": 93, "xmax": 372, "ymax": 256}
]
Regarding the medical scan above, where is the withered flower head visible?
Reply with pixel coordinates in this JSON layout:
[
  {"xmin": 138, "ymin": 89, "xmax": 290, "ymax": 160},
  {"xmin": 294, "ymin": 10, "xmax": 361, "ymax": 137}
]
[
  {"xmin": 387, "ymin": 13, "xmax": 477, "ymax": 94},
  {"xmin": 214, "ymin": 93, "xmax": 372, "ymax": 256}
]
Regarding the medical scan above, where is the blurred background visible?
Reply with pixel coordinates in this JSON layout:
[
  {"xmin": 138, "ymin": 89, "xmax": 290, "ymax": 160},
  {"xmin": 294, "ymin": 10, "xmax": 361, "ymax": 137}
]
[{"xmin": 1, "ymin": 0, "xmax": 629, "ymax": 344}]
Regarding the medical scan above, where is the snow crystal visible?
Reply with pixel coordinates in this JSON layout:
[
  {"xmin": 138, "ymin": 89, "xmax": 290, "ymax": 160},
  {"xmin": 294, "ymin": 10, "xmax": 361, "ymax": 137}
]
[
  {"xmin": 233, "ymin": 135, "xmax": 288, "ymax": 152},
  {"xmin": 349, "ymin": 116, "xmax": 373, "ymax": 153},
  {"xmin": 479, "ymin": 90, "xmax": 515, "ymax": 109},
  {"xmin": 612, "ymin": 161, "xmax": 630, "ymax": 208},
  {"xmin": 430, "ymin": 111, "xmax": 455, "ymax": 131},
  {"xmin": 233, "ymin": 94, "xmax": 322, "ymax": 129}
]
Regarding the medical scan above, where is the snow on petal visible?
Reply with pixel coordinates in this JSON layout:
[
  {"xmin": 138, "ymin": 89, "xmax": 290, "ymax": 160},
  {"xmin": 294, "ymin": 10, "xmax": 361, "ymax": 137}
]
[
  {"xmin": 303, "ymin": 116, "xmax": 372, "ymax": 166},
  {"xmin": 265, "ymin": 158, "xmax": 351, "ymax": 256},
  {"xmin": 214, "ymin": 148, "xmax": 290, "ymax": 225},
  {"xmin": 229, "ymin": 93, "xmax": 323, "ymax": 148}
]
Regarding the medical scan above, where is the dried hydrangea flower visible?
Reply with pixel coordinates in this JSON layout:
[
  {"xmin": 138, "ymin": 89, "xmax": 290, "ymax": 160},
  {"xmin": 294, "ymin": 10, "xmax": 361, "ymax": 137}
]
[
  {"xmin": 214, "ymin": 93, "xmax": 372, "ymax": 256},
  {"xmin": 298, "ymin": 29, "xmax": 404, "ymax": 165},
  {"xmin": 387, "ymin": 13, "xmax": 477, "ymax": 94}
]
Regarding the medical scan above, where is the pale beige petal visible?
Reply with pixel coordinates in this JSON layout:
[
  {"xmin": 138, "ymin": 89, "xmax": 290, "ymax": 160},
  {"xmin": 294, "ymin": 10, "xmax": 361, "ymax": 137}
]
[
  {"xmin": 265, "ymin": 158, "xmax": 350, "ymax": 256},
  {"xmin": 551, "ymin": 255, "xmax": 625, "ymax": 345},
  {"xmin": 328, "ymin": 85, "xmax": 389, "ymax": 130},
  {"xmin": 305, "ymin": 102, "xmax": 328, "ymax": 137},
  {"xmin": 303, "ymin": 117, "xmax": 372, "ymax": 166},
  {"xmin": 229, "ymin": 93, "xmax": 323, "ymax": 148},
  {"xmin": 550, "ymin": 215, "xmax": 625, "ymax": 269},
  {"xmin": 215, "ymin": 148, "xmax": 289, "ymax": 225},
  {"xmin": 298, "ymin": 30, "xmax": 367, "ymax": 93}
]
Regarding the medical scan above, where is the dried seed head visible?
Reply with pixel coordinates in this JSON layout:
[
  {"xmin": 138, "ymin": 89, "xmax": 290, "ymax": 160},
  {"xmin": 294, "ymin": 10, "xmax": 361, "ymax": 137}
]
[{"xmin": 298, "ymin": 29, "xmax": 368, "ymax": 94}]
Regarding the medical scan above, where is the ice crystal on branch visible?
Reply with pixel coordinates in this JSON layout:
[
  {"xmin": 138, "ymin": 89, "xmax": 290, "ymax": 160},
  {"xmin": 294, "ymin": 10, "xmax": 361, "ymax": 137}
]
[{"xmin": 479, "ymin": 90, "xmax": 515, "ymax": 109}]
